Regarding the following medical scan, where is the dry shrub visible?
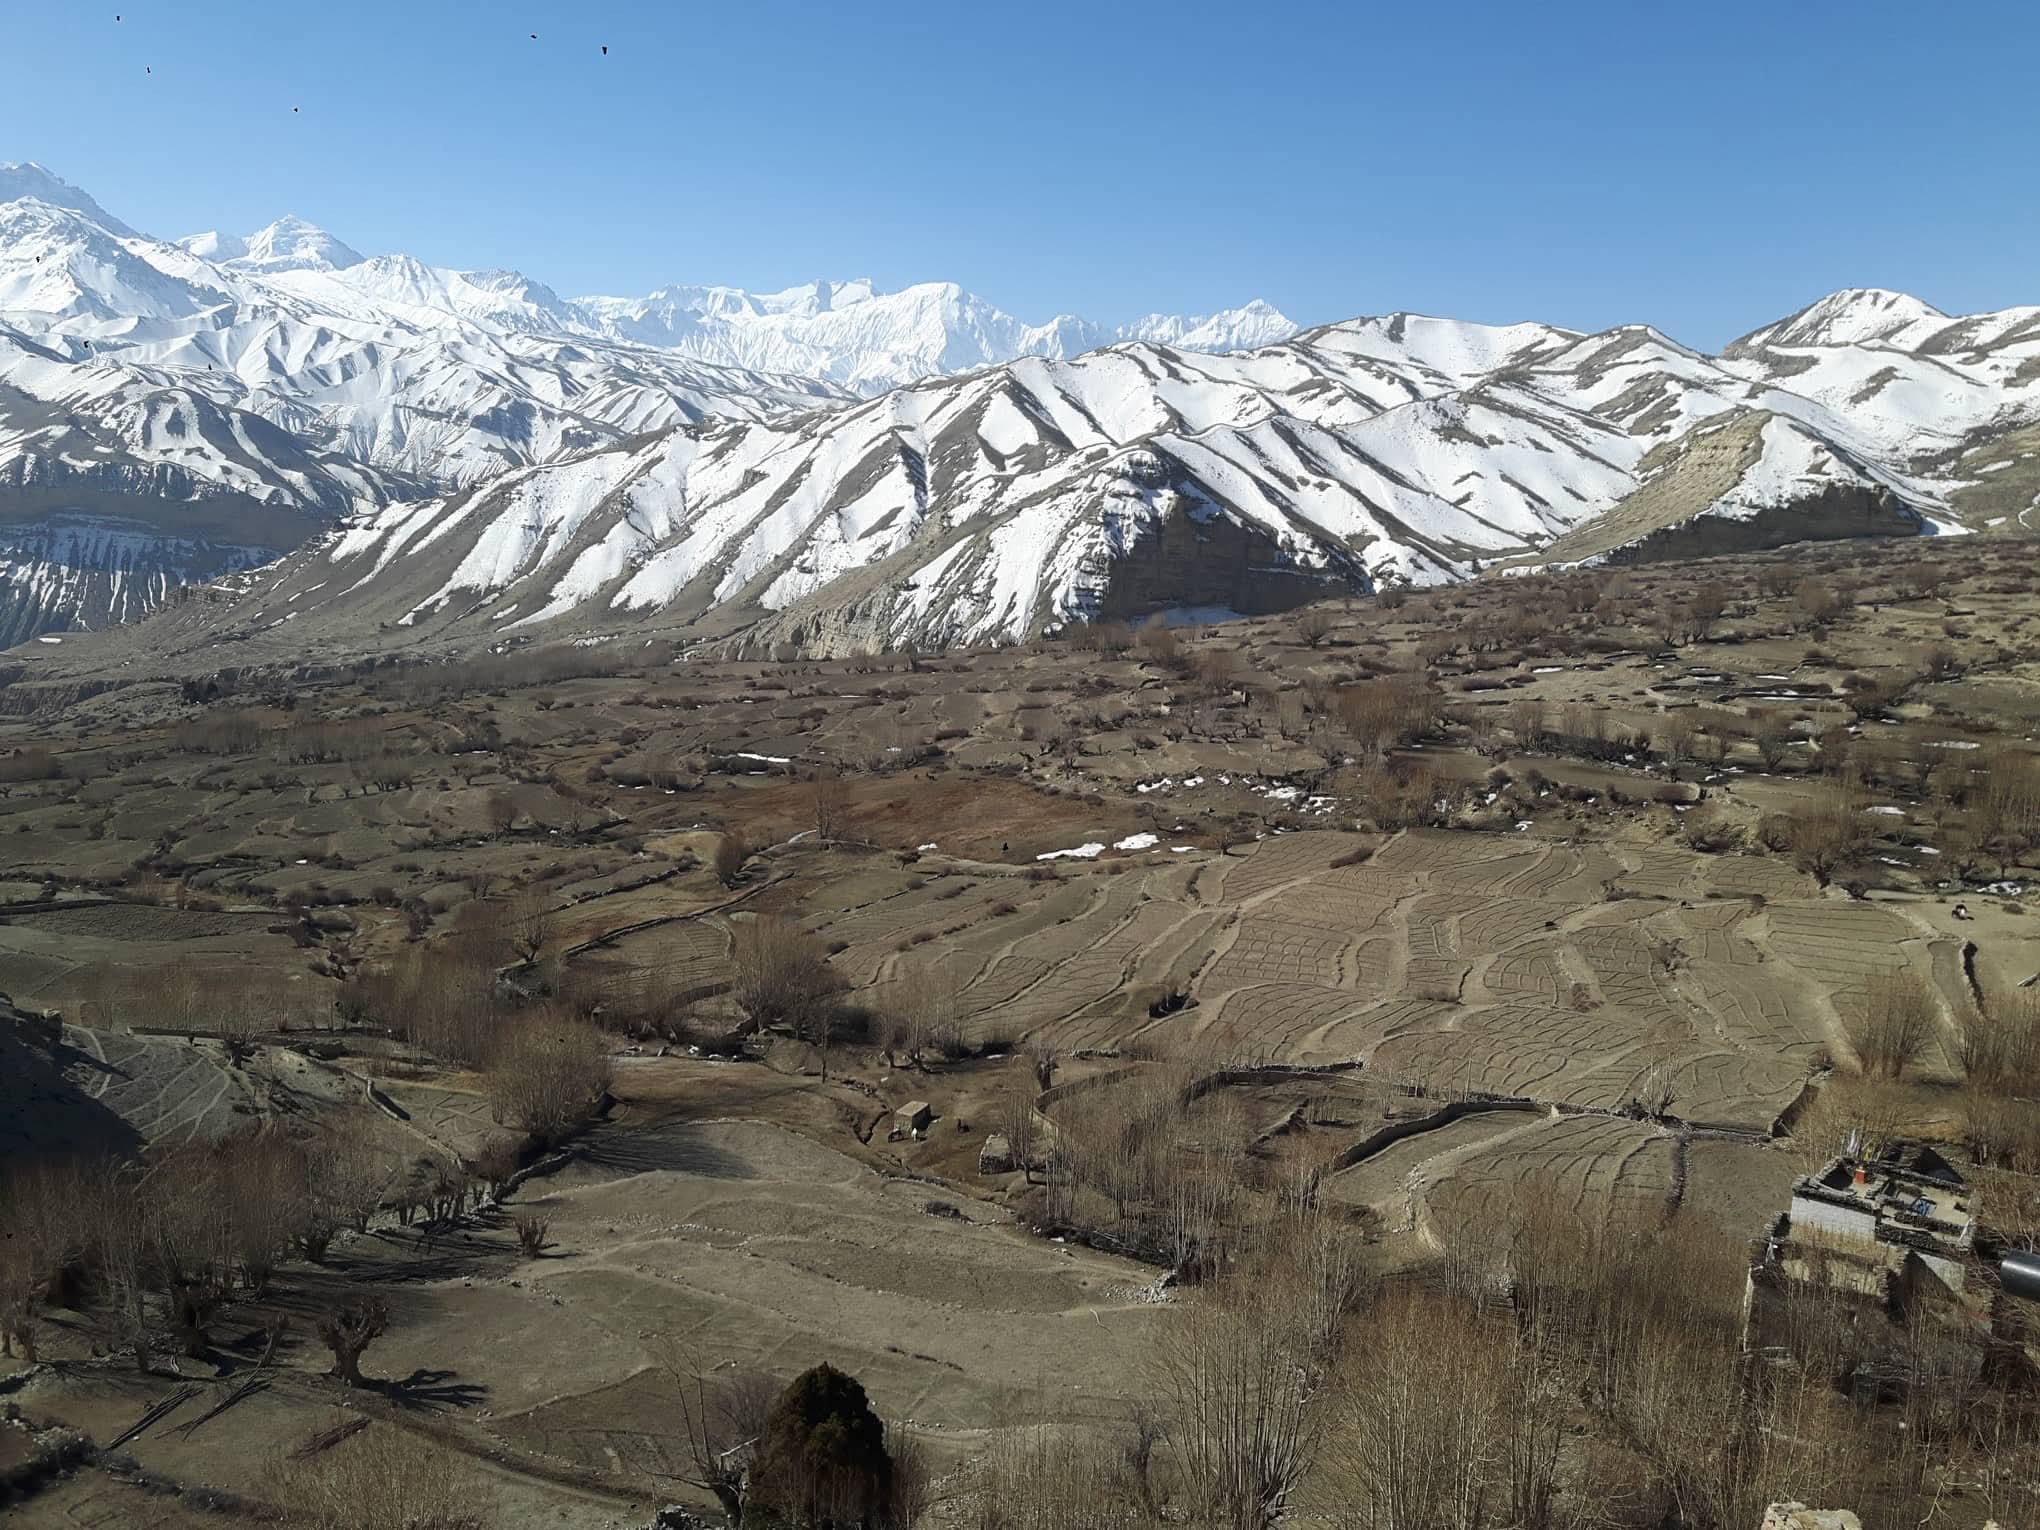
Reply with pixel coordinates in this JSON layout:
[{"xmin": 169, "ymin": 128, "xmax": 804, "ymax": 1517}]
[
  {"xmin": 511, "ymin": 1212, "xmax": 550, "ymax": 1258},
  {"xmin": 1853, "ymin": 969, "xmax": 1938, "ymax": 1079},
  {"xmin": 267, "ymin": 1419, "xmax": 482, "ymax": 1529},
  {"xmin": 486, "ymin": 1013, "xmax": 613, "ymax": 1146},
  {"xmin": 714, "ymin": 830, "xmax": 749, "ymax": 887}
]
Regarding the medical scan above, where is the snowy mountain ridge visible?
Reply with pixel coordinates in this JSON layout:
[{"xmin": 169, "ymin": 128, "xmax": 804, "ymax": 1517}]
[
  {"xmin": 176, "ymin": 287, "xmax": 2040, "ymax": 662},
  {"xmin": 2, "ymin": 162, "xmax": 2035, "ymax": 655}
]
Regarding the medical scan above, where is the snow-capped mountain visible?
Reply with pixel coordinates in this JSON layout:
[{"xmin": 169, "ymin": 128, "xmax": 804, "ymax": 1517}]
[
  {"xmin": 571, "ymin": 279, "xmax": 1299, "ymax": 394},
  {"xmin": 170, "ymin": 291, "xmax": 2039, "ymax": 661},
  {"xmin": 0, "ymin": 162, "xmax": 1297, "ymax": 637},
  {"xmin": 178, "ymin": 215, "xmax": 365, "ymax": 274},
  {"xmin": 3, "ymin": 159, "xmax": 2035, "ymax": 657}
]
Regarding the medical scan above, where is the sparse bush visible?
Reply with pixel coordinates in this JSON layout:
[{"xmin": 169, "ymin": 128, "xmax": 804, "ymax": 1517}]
[
  {"xmin": 267, "ymin": 1420, "xmax": 485, "ymax": 1530},
  {"xmin": 512, "ymin": 1212, "xmax": 550, "ymax": 1258}
]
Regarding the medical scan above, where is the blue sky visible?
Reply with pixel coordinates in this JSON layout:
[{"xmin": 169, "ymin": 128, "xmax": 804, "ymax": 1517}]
[{"xmin": 4, "ymin": 0, "xmax": 2033, "ymax": 345}]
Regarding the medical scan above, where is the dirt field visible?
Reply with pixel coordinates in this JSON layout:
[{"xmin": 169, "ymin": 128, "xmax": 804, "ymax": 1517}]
[{"xmin": 6, "ymin": 533, "xmax": 2040, "ymax": 1524}]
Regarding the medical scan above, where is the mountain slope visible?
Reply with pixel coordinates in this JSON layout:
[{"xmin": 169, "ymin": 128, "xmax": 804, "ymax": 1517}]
[{"xmin": 175, "ymin": 291, "xmax": 2037, "ymax": 661}]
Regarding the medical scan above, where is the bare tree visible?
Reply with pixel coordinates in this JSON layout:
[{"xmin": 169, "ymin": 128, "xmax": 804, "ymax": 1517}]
[
  {"xmin": 883, "ymin": 956, "xmax": 963, "ymax": 1067},
  {"xmin": 1313, "ymin": 1288, "xmax": 1508, "ymax": 1530},
  {"xmin": 1151, "ymin": 1254, "xmax": 1333, "ymax": 1530},
  {"xmin": 508, "ymin": 888, "xmax": 551, "ymax": 966},
  {"xmin": 1788, "ymin": 787, "xmax": 1872, "ymax": 886},
  {"xmin": 486, "ymin": 1013, "xmax": 613, "ymax": 1146},
  {"xmin": 1854, "ymin": 968, "xmax": 1938, "ymax": 1079},
  {"xmin": 656, "ymin": 1350, "xmax": 780, "ymax": 1524},
  {"xmin": 317, "ymin": 1295, "xmax": 390, "ymax": 1387},
  {"xmin": 1295, "ymin": 607, "xmax": 1334, "ymax": 648},
  {"xmin": 812, "ymin": 771, "xmax": 851, "ymax": 844},
  {"xmin": 485, "ymin": 792, "xmax": 517, "ymax": 838},
  {"xmin": 731, "ymin": 915, "xmax": 845, "ymax": 1077}
]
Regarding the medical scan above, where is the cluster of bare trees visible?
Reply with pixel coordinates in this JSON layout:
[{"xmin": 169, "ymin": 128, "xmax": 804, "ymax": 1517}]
[
  {"xmin": 1961, "ymin": 989, "xmax": 2040, "ymax": 1169},
  {"xmin": 1335, "ymin": 674, "xmax": 1437, "ymax": 758},
  {"xmin": 972, "ymin": 1110, "xmax": 2040, "ymax": 1530},
  {"xmin": 877, "ymin": 955, "xmax": 967, "ymax": 1068},
  {"xmin": 1039, "ymin": 1069, "xmax": 1258, "ymax": 1272},
  {"xmin": 0, "ymin": 1119, "xmax": 397, "ymax": 1372}
]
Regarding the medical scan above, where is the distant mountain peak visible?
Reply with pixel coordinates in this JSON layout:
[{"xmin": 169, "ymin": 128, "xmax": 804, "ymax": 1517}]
[
  {"xmin": 1726, "ymin": 287, "xmax": 1952, "ymax": 354},
  {"xmin": 178, "ymin": 214, "xmax": 364, "ymax": 273}
]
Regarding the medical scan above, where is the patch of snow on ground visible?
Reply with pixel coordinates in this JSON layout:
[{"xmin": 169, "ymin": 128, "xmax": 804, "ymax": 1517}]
[
  {"xmin": 1115, "ymin": 832, "xmax": 1160, "ymax": 851},
  {"xmin": 736, "ymin": 751, "xmax": 792, "ymax": 764},
  {"xmin": 1866, "ymin": 805, "xmax": 1907, "ymax": 816},
  {"xmin": 1037, "ymin": 842, "xmax": 1106, "ymax": 861}
]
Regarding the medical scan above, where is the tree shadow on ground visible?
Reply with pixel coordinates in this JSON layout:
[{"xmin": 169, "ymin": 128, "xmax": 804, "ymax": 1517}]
[
  {"xmin": 376, "ymin": 1366, "xmax": 487, "ymax": 1412},
  {"xmin": 575, "ymin": 1119, "xmax": 757, "ymax": 1179}
]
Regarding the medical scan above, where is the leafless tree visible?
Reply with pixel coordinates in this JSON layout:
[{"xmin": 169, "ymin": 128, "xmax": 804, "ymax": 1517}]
[
  {"xmin": 1295, "ymin": 607, "xmax": 1334, "ymax": 648},
  {"xmin": 1854, "ymin": 968, "xmax": 1938, "ymax": 1079},
  {"xmin": 882, "ymin": 956, "xmax": 963, "ymax": 1067},
  {"xmin": 1313, "ymin": 1287, "xmax": 1508, "ymax": 1530},
  {"xmin": 812, "ymin": 770, "xmax": 851, "ymax": 843},
  {"xmin": 731, "ymin": 915, "xmax": 845, "ymax": 1077},
  {"xmin": 1151, "ymin": 1247, "xmax": 1337, "ymax": 1529},
  {"xmin": 508, "ymin": 888, "xmax": 551, "ymax": 966},
  {"xmin": 486, "ymin": 1013, "xmax": 613, "ymax": 1145},
  {"xmin": 317, "ymin": 1294, "xmax": 390, "ymax": 1387},
  {"xmin": 656, "ymin": 1348, "xmax": 780, "ymax": 1524},
  {"xmin": 1788, "ymin": 787, "xmax": 1872, "ymax": 885}
]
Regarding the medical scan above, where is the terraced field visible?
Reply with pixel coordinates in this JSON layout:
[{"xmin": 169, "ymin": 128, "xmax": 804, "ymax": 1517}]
[{"xmin": 801, "ymin": 826, "xmax": 1930, "ymax": 1136}]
